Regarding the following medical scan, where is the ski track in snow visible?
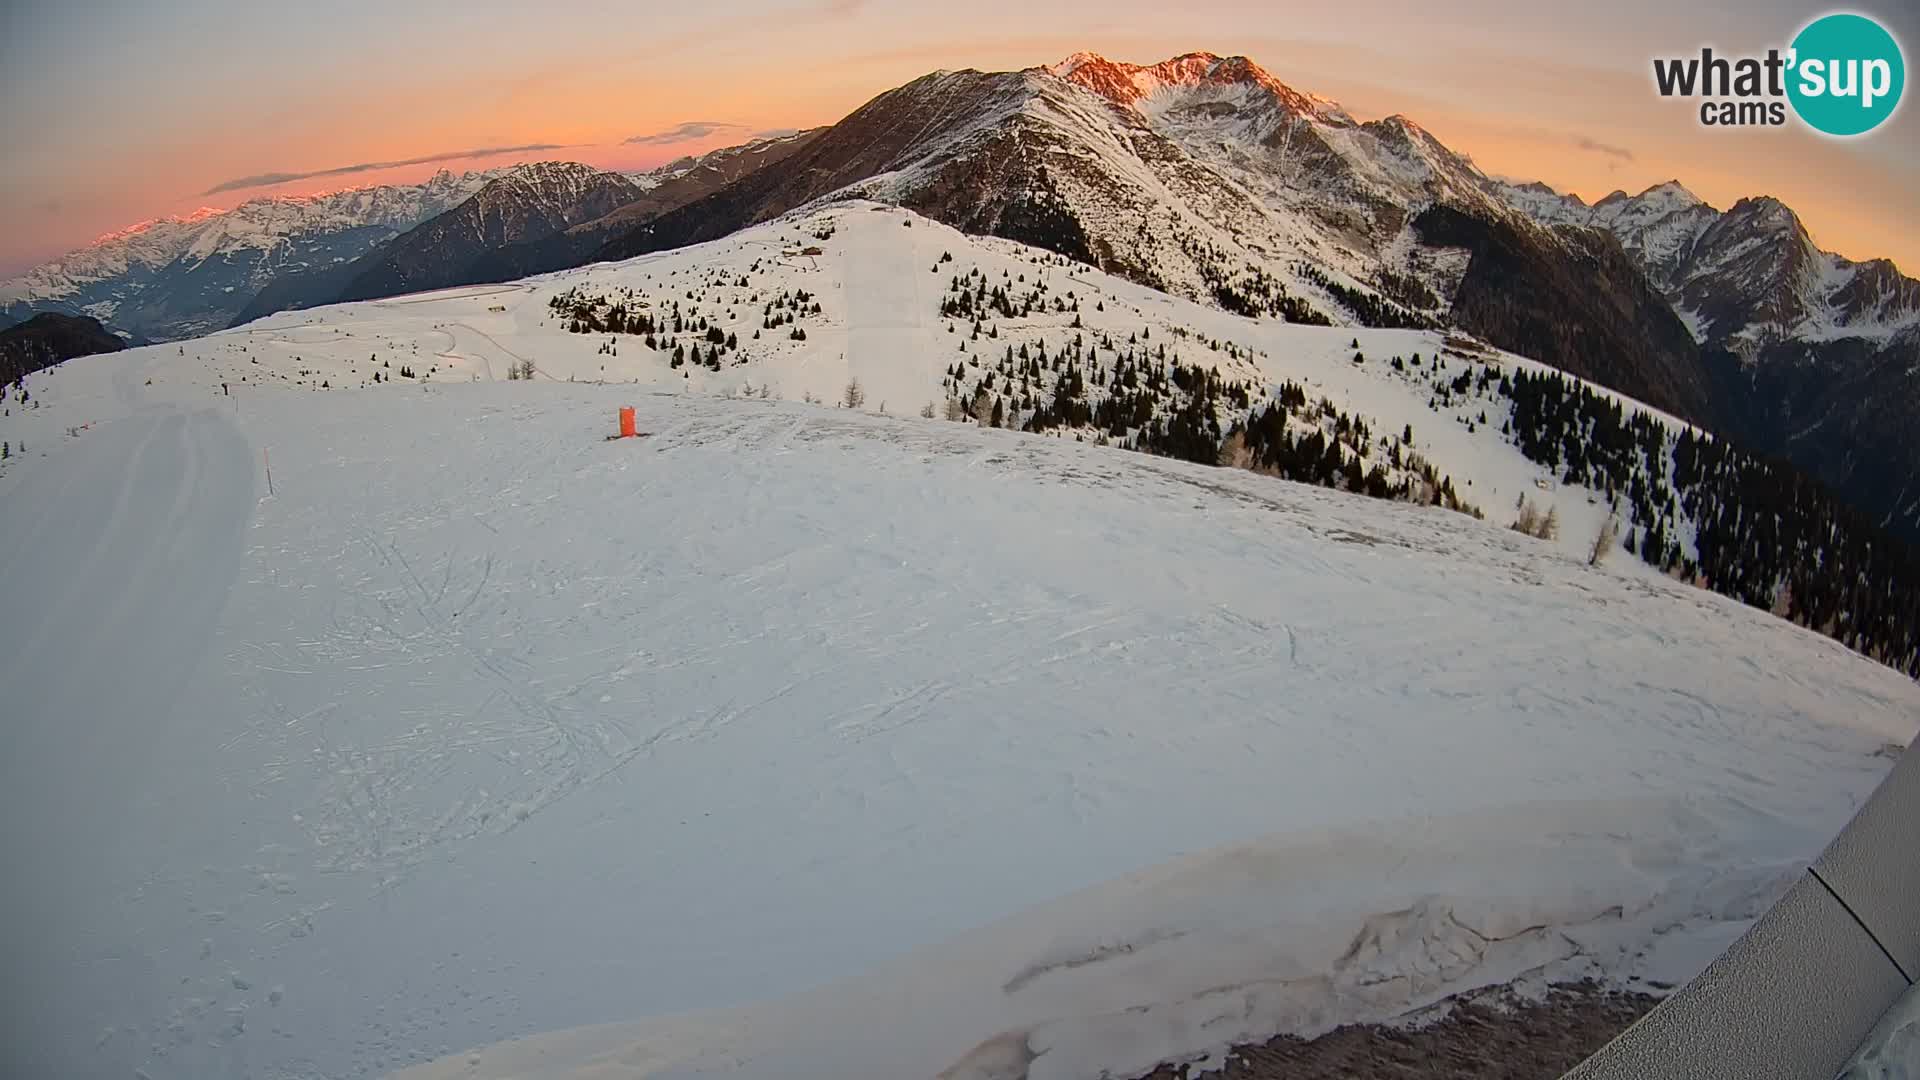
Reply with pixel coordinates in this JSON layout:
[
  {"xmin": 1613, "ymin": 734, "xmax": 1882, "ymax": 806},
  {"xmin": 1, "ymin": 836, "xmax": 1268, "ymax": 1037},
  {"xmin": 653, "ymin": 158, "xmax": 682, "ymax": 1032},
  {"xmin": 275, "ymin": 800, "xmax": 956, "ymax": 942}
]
[{"xmin": 0, "ymin": 210, "xmax": 1915, "ymax": 1080}]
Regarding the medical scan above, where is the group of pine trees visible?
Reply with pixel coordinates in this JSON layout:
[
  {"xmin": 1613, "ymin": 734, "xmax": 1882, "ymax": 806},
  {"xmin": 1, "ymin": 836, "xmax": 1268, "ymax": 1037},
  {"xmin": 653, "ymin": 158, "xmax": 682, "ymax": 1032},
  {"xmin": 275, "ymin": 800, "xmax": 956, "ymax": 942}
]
[
  {"xmin": 1502, "ymin": 367, "xmax": 1920, "ymax": 677},
  {"xmin": 1371, "ymin": 268, "xmax": 1443, "ymax": 313},
  {"xmin": 1174, "ymin": 232, "xmax": 1333, "ymax": 325},
  {"xmin": 930, "ymin": 259, "xmax": 1478, "ymax": 522},
  {"xmin": 546, "ymin": 274, "xmax": 826, "ymax": 373},
  {"xmin": 1290, "ymin": 263, "xmax": 1439, "ymax": 330},
  {"xmin": 1673, "ymin": 430, "xmax": 1919, "ymax": 674},
  {"xmin": 762, "ymin": 288, "xmax": 820, "ymax": 342},
  {"xmin": 0, "ymin": 338, "xmax": 76, "ymax": 390},
  {"xmin": 940, "ymin": 266, "xmax": 1079, "ymax": 322},
  {"xmin": 1223, "ymin": 385, "xmax": 1475, "ymax": 514},
  {"xmin": 1209, "ymin": 272, "xmax": 1334, "ymax": 325},
  {"xmin": 934, "ymin": 299, "xmax": 1252, "ymax": 450},
  {"xmin": 551, "ymin": 288, "xmax": 640, "ymax": 335}
]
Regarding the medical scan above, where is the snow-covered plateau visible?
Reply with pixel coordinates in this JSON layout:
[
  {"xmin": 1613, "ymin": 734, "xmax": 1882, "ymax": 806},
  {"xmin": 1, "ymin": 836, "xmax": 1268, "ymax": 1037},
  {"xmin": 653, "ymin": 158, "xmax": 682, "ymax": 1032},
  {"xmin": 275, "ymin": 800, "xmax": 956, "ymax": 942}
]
[{"xmin": 2, "ymin": 205, "xmax": 1914, "ymax": 1080}]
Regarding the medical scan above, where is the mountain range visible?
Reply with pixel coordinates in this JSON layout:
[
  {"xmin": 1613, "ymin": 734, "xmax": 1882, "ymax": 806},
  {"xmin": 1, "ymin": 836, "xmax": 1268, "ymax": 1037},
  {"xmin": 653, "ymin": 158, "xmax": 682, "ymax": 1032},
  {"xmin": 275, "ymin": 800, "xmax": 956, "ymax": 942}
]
[
  {"xmin": 4, "ymin": 50, "xmax": 1916, "ymax": 539},
  {"xmin": 1492, "ymin": 178, "xmax": 1920, "ymax": 542},
  {"xmin": 0, "ymin": 170, "xmax": 498, "ymax": 341},
  {"xmin": 218, "ymin": 132, "xmax": 826, "ymax": 327},
  {"xmin": 224, "ymin": 161, "xmax": 646, "ymax": 321}
]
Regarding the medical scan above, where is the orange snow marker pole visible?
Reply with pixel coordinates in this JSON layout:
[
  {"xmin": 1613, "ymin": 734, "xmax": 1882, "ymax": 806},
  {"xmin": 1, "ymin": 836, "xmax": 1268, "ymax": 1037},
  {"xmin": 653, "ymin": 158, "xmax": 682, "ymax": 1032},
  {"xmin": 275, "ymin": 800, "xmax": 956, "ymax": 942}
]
[{"xmin": 618, "ymin": 407, "xmax": 637, "ymax": 439}]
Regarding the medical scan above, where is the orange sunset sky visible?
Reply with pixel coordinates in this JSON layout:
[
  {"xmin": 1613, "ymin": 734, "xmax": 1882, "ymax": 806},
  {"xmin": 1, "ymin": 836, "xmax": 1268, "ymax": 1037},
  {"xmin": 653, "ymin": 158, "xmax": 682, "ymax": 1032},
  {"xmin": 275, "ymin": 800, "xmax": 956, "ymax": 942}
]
[{"xmin": 2, "ymin": 0, "xmax": 1915, "ymax": 279}]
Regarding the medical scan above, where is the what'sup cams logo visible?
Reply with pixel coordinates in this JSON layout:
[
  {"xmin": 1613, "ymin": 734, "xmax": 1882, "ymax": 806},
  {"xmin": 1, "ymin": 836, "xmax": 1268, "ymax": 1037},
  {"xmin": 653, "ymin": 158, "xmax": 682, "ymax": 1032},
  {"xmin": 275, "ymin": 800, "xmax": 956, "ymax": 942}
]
[{"xmin": 1653, "ymin": 12, "xmax": 1905, "ymax": 136}]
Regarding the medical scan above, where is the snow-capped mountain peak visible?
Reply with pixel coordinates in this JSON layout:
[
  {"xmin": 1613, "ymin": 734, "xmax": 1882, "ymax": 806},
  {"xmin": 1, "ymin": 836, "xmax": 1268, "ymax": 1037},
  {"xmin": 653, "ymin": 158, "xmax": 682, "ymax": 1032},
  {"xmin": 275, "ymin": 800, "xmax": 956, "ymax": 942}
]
[
  {"xmin": 87, "ymin": 206, "xmax": 227, "ymax": 249},
  {"xmin": 1048, "ymin": 50, "xmax": 1336, "ymax": 123},
  {"xmin": 1587, "ymin": 181, "xmax": 1710, "ymax": 239},
  {"xmin": 1493, "ymin": 171, "xmax": 1919, "ymax": 360},
  {"xmin": 476, "ymin": 161, "xmax": 621, "ymax": 208},
  {"xmin": 1639, "ymin": 179, "xmax": 1705, "ymax": 211},
  {"xmin": 1046, "ymin": 50, "xmax": 1106, "ymax": 78}
]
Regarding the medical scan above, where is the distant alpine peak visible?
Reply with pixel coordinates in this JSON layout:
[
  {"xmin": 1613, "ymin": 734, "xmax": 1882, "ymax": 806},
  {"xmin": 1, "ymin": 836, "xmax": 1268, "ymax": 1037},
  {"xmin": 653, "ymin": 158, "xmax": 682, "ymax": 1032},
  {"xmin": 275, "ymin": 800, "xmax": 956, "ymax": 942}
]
[
  {"xmin": 1047, "ymin": 49, "xmax": 1271, "ymax": 86},
  {"xmin": 1371, "ymin": 113, "xmax": 1451, "ymax": 150},
  {"xmin": 501, "ymin": 160, "xmax": 621, "ymax": 182},
  {"xmin": 1637, "ymin": 179, "xmax": 1704, "ymax": 208},
  {"xmin": 1591, "ymin": 180, "xmax": 1704, "ymax": 214},
  {"xmin": 488, "ymin": 160, "xmax": 612, "ymax": 191},
  {"xmin": 88, "ymin": 206, "xmax": 226, "ymax": 248},
  {"xmin": 1047, "ymin": 50, "xmax": 1108, "ymax": 78},
  {"xmin": 73, "ymin": 169, "xmax": 508, "ymax": 254},
  {"xmin": 1046, "ymin": 49, "xmax": 1330, "ymax": 118},
  {"xmin": 458, "ymin": 162, "xmax": 637, "ymax": 220},
  {"xmin": 1718, "ymin": 196, "xmax": 1815, "ymax": 250},
  {"xmin": 1728, "ymin": 194, "xmax": 1796, "ymax": 220}
]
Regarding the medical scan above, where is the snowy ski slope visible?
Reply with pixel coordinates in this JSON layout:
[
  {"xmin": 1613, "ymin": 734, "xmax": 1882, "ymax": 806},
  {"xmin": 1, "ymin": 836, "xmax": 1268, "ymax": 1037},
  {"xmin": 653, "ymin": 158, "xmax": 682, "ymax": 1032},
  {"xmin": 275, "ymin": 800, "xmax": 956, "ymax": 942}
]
[
  {"xmin": 1, "ymin": 205, "xmax": 1915, "ymax": 1080},
  {"xmin": 5, "ymin": 203, "xmax": 1702, "ymax": 566}
]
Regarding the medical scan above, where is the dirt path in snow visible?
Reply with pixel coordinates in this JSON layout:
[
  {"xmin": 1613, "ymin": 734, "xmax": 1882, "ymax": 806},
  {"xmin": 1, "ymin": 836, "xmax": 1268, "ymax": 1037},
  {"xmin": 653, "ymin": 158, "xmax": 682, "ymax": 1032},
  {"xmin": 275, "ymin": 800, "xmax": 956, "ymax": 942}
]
[{"xmin": 1136, "ymin": 982, "xmax": 1657, "ymax": 1080}]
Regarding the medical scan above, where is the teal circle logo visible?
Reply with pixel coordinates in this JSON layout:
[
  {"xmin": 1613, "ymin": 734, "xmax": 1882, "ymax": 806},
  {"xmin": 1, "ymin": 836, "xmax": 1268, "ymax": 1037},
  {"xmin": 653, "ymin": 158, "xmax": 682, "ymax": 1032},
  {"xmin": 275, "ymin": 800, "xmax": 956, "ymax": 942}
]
[{"xmin": 1787, "ymin": 13, "xmax": 1905, "ymax": 136}]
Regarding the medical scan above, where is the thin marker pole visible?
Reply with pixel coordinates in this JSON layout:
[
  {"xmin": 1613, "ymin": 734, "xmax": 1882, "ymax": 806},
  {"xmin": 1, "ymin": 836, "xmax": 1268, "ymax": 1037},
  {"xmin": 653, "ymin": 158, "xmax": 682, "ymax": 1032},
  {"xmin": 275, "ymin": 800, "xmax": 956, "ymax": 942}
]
[{"xmin": 265, "ymin": 447, "xmax": 274, "ymax": 497}]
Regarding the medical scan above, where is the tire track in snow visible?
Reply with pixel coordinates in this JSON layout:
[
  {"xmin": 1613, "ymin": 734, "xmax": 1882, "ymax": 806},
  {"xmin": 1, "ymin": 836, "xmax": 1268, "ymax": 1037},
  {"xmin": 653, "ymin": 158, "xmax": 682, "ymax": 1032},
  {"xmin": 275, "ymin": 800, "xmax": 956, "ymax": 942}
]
[
  {"xmin": 0, "ymin": 404, "xmax": 253, "ymax": 1078},
  {"xmin": 0, "ymin": 411, "xmax": 201, "ymax": 688}
]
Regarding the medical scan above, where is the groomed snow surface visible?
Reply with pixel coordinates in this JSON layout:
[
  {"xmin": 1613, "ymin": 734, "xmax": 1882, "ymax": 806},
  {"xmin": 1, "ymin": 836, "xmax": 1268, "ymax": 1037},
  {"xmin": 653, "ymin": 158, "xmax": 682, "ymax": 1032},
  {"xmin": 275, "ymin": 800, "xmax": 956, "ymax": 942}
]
[{"xmin": 3, "ymin": 209, "xmax": 1917, "ymax": 1080}]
